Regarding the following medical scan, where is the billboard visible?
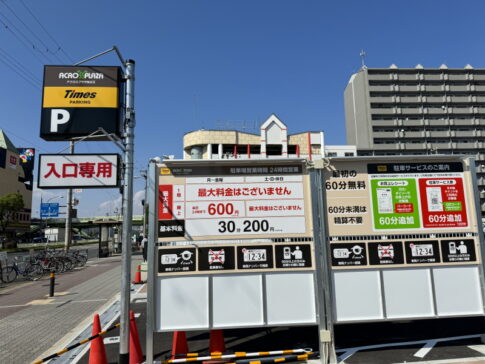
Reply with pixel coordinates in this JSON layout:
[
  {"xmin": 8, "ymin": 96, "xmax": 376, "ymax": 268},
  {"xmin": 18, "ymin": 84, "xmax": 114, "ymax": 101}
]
[
  {"xmin": 18, "ymin": 148, "xmax": 35, "ymax": 191},
  {"xmin": 324, "ymin": 159, "xmax": 480, "ymax": 269},
  {"xmin": 324, "ymin": 156, "xmax": 485, "ymax": 322},
  {"xmin": 40, "ymin": 66, "xmax": 122, "ymax": 141},
  {"xmin": 157, "ymin": 161, "xmax": 312, "ymax": 241},
  {"xmin": 38, "ymin": 154, "xmax": 119, "ymax": 189}
]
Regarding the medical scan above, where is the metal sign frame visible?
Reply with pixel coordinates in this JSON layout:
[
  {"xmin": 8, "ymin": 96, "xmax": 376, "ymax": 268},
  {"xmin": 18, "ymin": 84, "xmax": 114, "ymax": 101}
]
[
  {"xmin": 323, "ymin": 155, "xmax": 485, "ymax": 323},
  {"xmin": 145, "ymin": 159, "xmax": 336, "ymax": 364}
]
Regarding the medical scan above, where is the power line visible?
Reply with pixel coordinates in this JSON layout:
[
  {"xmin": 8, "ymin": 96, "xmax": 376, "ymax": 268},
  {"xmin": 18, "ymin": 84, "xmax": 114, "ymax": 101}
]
[
  {"xmin": 0, "ymin": 0, "xmax": 64, "ymax": 64},
  {"xmin": 18, "ymin": 0, "xmax": 74, "ymax": 64},
  {"xmin": 0, "ymin": 55, "xmax": 39, "ymax": 89},
  {"xmin": 0, "ymin": 46, "xmax": 42, "ymax": 83},
  {"xmin": 0, "ymin": 11, "xmax": 52, "ymax": 64}
]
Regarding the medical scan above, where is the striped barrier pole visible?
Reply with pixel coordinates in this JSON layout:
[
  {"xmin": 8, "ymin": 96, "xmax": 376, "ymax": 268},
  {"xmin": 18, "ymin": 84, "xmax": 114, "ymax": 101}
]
[
  {"xmin": 164, "ymin": 348, "xmax": 313, "ymax": 364},
  {"xmin": 31, "ymin": 322, "xmax": 121, "ymax": 364}
]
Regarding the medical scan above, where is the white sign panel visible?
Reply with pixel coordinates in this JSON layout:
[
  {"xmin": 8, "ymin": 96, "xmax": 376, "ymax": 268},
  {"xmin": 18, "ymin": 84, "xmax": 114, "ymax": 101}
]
[
  {"xmin": 38, "ymin": 154, "xmax": 119, "ymax": 189},
  {"xmin": 158, "ymin": 163, "xmax": 310, "ymax": 240}
]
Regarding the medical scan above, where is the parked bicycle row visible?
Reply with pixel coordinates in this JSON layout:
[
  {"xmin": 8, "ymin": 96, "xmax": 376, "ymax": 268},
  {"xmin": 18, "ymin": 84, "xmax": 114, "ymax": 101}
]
[{"xmin": 0, "ymin": 248, "xmax": 89, "ymax": 284}]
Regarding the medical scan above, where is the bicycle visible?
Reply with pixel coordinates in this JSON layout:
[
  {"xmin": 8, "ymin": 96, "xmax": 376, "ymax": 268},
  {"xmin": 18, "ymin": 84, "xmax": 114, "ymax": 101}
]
[{"xmin": 1, "ymin": 257, "xmax": 45, "ymax": 283}]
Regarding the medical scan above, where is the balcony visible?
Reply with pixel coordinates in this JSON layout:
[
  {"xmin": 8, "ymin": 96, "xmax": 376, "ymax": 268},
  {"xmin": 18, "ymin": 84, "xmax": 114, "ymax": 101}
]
[
  {"xmin": 368, "ymin": 73, "xmax": 393, "ymax": 81},
  {"xmin": 475, "ymin": 96, "xmax": 485, "ymax": 102},
  {"xmin": 449, "ymin": 85, "xmax": 470, "ymax": 92},
  {"xmin": 454, "ymin": 130, "xmax": 476, "ymax": 137},
  {"xmin": 397, "ymin": 74, "xmax": 419, "ymax": 81},
  {"xmin": 373, "ymin": 131, "xmax": 397, "ymax": 138},
  {"xmin": 426, "ymin": 96, "xmax": 445, "ymax": 103},
  {"xmin": 373, "ymin": 144, "xmax": 400, "ymax": 150},
  {"xmin": 401, "ymin": 108, "xmax": 422, "ymax": 114},
  {"xmin": 425, "ymin": 85, "xmax": 444, "ymax": 92},
  {"xmin": 401, "ymin": 119, "xmax": 424, "ymax": 126},
  {"xmin": 450, "ymin": 107, "xmax": 473, "ymax": 114},
  {"xmin": 454, "ymin": 119, "xmax": 474, "ymax": 125},
  {"xmin": 370, "ymin": 96, "xmax": 394, "ymax": 103},
  {"xmin": 369, "ymin": 85, "xmax": 393, "ymax": 92},
  {"xmin": 371, "ymin": 108, "xmax": 395, "ymax": 115},
  {"xmin": 450, "ymin": 96, "xmax": 471, "ymax": 103},
  {"xmin": 372, "ymin": 120, "xmax": 397, "ymax": 127},
  {"xmin": 403, "ymin": 131, "xmax": 425, "ymax": 138},
  {"xmin": 428, "ymin": 131, "xmax": 450, "ymax": 137},
  {"xmin": 427, "ymin": 107, "xmax": 446, "ymax": 114},
  {"xmin": 427, "ymin": 119, "xmax": 449, "ymax": 126},
  {"xmin": 430, "ymin": 142, "xmax": 452, "ymax": 149},
  {"xmin": 399, "ymin": 96, "xmax": 421, "ymax": 103},
  {"xmin": 398, "ymin": 85, "xmax": 420, "ymax": 92},
  {"xmin": 423, "ymin": 74, "xmax": 442, "ymax": 81},
  {"xmin": 449, "ymin": 74, "xmax": 467, "ymax": 81},
  {"xmin": 404, "ymin": 143, "xmax": 426, "ymax": 150}
]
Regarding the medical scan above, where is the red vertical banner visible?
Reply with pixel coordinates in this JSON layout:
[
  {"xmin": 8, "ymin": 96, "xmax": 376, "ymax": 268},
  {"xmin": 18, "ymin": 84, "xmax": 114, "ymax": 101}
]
[
  {"xmin": 418, "ymin": 178, "xmax": 468, "ymax": 228},
  {"xmin": 159, "ymin": 185, "xmax": 174, "ymax": 220}
]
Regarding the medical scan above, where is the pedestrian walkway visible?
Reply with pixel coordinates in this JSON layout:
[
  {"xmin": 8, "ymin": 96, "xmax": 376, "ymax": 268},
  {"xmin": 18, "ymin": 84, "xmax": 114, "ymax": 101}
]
[{"xmin": 0, "ymin": 255, "xmax": 142, "ymax": 364}]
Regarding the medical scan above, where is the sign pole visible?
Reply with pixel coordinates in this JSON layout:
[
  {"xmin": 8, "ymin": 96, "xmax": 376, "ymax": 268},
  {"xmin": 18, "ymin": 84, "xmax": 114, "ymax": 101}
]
[
  {"xmin": 64, "ymin": 141, "xmax": 74, "ymax": 251},
  {"xmin": 309, "ymin": 162, "xmax": 337, "ymax": 364},
  {"xmin": 119, "ymin": 59, "xmax": 136, "ymax": 364},
  {"xmin": 145, "ymin": 160, "xmax": 158, "ymax": 364}
]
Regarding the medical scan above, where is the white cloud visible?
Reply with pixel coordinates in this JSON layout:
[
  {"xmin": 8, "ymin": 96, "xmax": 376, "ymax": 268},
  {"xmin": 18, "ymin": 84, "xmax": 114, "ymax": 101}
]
[{"xmin": 97, "ymin": 189, "xmax": 144, "ymax": 216}]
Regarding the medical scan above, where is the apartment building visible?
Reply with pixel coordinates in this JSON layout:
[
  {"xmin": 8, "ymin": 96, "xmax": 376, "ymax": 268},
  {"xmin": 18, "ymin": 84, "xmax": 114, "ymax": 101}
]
[
  {"xmin": 344, "ymin": 65, "xmax": 485, "ymax": 216},
  {"xmin": 183, "ymin": 114, "xmax": 356, "ymax": 161}
]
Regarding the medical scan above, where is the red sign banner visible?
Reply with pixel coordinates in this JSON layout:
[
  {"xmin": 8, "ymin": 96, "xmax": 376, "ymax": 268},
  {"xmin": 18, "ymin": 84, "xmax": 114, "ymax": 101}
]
[{"xmin": 418, "ymin": 178, "xmax": 468, "ymax": 228}]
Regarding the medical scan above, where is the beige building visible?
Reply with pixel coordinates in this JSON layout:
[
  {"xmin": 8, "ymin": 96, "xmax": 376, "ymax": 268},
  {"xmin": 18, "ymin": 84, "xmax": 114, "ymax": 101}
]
[
  {"xmin": 0, "ymin": 130, "xmax": 32, "ymax": 235},
  {"xmin": 344, "ymin": 65, "xmax": 485, "ymax": 216},
  {"xmin": 183, "ymin": 114, "xmax": 355, "ymax": 160}
]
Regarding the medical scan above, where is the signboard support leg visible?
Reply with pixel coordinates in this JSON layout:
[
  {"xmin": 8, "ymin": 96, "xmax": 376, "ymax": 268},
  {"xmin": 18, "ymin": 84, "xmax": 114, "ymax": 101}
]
[
  {"xmin": 309, "ymin": 166, "xmax": 337, "ymax": 364},
  {"xmin": 119, "ymin": 59, "xmax": 136, "ymax": 364},
  {"xmin": 145, "ymin": 160, "xmax": 158, "ymax": 364},
  {"xmin": 64, "ymin": 141, "xmax": 74, "ymax": 251},
  {"xmin": 469, "ymin": 161, "xmax": 485, "ymax": 311}
]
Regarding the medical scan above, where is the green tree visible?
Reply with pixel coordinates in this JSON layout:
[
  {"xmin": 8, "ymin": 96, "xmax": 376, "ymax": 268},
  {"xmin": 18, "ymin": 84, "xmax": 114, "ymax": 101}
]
[{"xmin": 0, "ymin": 193, "xmax": 24, "ymax": 249}]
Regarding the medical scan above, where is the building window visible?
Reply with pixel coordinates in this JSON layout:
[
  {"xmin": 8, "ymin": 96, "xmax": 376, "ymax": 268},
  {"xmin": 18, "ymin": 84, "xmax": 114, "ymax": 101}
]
[
  {"xmin": 266, "ymin": 144, "xmax": 282, "ymax": 156},
  {"xmin": 327, "ymin": 152, "xmax": 337, "ymax": 157},
  {"xmin": 288, "ymin": 145, "xmax": 298, "ymax": 154},
  {"xmin": 344, "ymin": 152, "xmax": 354, "ymax": 156}
]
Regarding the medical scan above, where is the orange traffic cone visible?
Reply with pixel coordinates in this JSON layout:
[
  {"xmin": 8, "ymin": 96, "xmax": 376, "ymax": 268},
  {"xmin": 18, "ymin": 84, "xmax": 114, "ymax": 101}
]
[
  {"xmin": 171, "ymin": 331, "xmax": 189, "ymax": 359},
  {"xmin": 129, "ymin": 311, "xmax": 143, "ymax": 364},
  {"xmin": 209, "ymin": 330, "xmax": 225, "ymax": 354},
  {"xmin": 89, "ymin": 314, "xmax": 108, "ymax": 364},
  {"xmin": 133, "ymin": 265, "xmax": 142, "ymax": 284}
]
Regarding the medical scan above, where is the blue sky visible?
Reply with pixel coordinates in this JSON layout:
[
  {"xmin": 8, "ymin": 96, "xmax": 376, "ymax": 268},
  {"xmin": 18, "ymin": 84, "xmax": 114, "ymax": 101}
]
[{"xmin": 1, "ymin": 0, "xmax": 485, "ymax": 217}]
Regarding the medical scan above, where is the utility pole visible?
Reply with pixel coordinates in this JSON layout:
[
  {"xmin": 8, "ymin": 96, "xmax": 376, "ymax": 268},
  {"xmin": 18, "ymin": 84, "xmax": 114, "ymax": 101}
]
[
  {"xmin": 64, "ymin": 141, "xmax": 74, "ymax": 251},
  {"xmin": 119, "ymin": 59, "xmax": 136, "ymax": 364}
]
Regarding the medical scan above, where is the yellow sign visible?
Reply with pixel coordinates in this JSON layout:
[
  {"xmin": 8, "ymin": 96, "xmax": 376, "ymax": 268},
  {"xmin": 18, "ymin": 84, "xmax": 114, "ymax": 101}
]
[
  {"xmin": 42, "ymin": 87, "xmax": 118, "ymax": 108},
  {"xmin": 160, "ymin": 168, "xmax": 172, "ymax": 175}
]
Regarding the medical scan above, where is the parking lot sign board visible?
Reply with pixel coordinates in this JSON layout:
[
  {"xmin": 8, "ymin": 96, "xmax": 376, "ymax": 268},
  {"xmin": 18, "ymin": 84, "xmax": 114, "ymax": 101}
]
[
  {"xmin": 40, "ymin": 66, "xmax": 122, "ymax": 141},
  {"xmin": 324, "ymin": 156, "xmax": 485, "ymax": 322},
  {"xmin": 148, "ymin": 160, "xmax": 318, "ymax": 339},
  {"xmin": 157, "ymin": 161, "xmax": 312, "ymax": 241},
  {"xmin": 38, "ymin": 154, "xmax": 120, "ymax": 189}
]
